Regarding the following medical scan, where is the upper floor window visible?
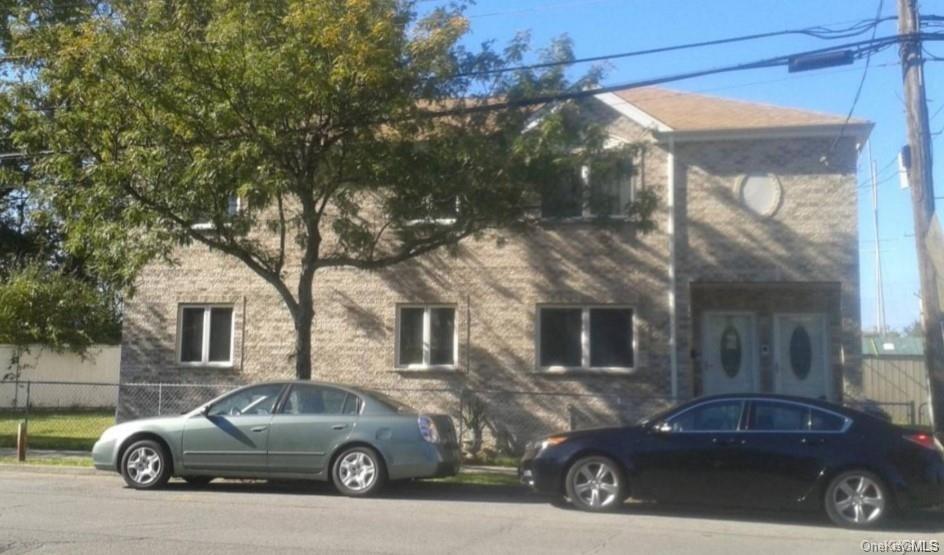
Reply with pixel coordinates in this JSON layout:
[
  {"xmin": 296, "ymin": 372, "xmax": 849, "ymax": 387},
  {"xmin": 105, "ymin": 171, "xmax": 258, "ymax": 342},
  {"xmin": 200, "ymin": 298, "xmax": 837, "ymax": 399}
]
[
  {"xmin": 396, "ymin": 305, "xmax": 457, "ymax": 368},
  {"xmin": 537, "ymin": 305, "xmax": 634, "ymax": 371},
  {"xmin": 179, "ymin": 305, "xmax": 234, "ymax": 366},
  {"xmin": 192, "ymin": 195, "xmax": 242, "ymax": 230},
  {"xmin": 541, "ymin": 157, "xmax": 634, "ymax": 219}
]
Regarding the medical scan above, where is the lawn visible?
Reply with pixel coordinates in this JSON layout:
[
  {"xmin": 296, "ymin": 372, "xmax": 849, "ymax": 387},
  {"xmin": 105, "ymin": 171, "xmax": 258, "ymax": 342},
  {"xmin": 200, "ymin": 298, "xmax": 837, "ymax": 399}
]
[{"xmin": 0, "ymin": 409, "xmax": 115, "ymax": 451}]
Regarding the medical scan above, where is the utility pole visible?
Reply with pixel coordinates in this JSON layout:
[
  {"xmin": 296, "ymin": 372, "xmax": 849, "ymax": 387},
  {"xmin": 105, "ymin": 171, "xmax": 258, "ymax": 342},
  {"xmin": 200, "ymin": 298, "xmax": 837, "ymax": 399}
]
[
  {"xmin": 869, "ymin": 142, "xmax": 888, "ymax": 335},
  {"xmin": 898, "ymin": 0, "xmax": 944, "ymax": 433}
]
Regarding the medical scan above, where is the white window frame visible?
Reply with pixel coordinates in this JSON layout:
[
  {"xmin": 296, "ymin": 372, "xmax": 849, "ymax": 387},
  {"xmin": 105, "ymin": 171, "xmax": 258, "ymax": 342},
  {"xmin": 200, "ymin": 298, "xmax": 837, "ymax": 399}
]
[
  {"xmin": 395, "ymin": 304, "xmax": 458, "ymax": 370},
  {"xmin": 404, "ymin": 196, "xmax": 460, "ymax": 226},
  {"xmin": 540, "ymin": 146, "xmax": 638, "ymax": 221},
  {"xmin": 535, "ymin": 304, "xmax": 636, "ymax": 373},
  {"xmin": 191, "ymin": 196, "xmax": 243, "ymax": 230},
  {"xmin": 177, "ymin": 304, "xmax": 235, "ymax": 367}
]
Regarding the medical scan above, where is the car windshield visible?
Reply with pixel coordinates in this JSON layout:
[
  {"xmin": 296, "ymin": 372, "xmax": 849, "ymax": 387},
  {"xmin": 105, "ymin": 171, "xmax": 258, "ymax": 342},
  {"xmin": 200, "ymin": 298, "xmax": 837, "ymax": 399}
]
[{"xmin": 365, "ymin": 390, "xmax": 416, "ymax": 413}]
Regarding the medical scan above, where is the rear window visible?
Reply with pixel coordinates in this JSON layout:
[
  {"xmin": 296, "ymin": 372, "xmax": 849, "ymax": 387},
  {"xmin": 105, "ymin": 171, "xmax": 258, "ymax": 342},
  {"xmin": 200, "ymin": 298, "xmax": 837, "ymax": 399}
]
[
  {"xmin": 811, "ymin": 409, "xmax": 846, "ymax": 431},
  {"xmin": 365, "ymin": 390, "xmax": 416, "ymax": 413}
]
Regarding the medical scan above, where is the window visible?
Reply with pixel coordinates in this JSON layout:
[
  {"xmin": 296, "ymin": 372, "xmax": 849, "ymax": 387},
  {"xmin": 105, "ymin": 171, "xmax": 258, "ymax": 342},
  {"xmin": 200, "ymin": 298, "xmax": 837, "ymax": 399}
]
[
  {"xmin": 396, "ymin": 305, "xmax": 456, "ymax": 368},
  {"xmin": 208, "ymin": 384, "xmax": 283, "ymax": 417},
  {"xmin": 738, "ymin": 174, "xmax": 782, "ymax": 217},
  {"xmin": 749, "ymin": 401, "xmax": 808, "ymax": 431},
  {"xmin": 281, "ymin": 384, "xmax": 362, "ymax": 416},
  {"xmin": 192, "ymin": 195, "xmax": 242, "ymax": 230},
  {"xmin": 538, "ymin": 306, "xmax": 634, "ymax": 370},
  {"xmin": 667, "ymin": 400, "xmax": 744, "ymax": 432},
  {"xmin": 541, "ymin": 159, "xmax": 634, "ymax": 219},
  {"xmin": 810, "ymin": 409, "xmax": 846, "ymax": 431},
  {"xmin": 179, "ymin": 305, "xmax": 234, "ymax": 365}
]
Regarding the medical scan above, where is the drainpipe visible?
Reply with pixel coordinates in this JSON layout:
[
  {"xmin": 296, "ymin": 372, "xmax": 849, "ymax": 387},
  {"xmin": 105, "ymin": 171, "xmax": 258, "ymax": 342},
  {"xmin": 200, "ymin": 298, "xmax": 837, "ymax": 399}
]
[{"xmin": 667, "ymin": 137, "xmax": 679, "ymax": 401}]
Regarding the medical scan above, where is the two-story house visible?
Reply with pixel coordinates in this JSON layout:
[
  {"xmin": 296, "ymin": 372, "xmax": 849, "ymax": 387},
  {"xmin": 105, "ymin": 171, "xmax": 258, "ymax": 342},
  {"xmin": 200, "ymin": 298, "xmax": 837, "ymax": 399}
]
[{"xmin": 118, "ymin": 86, "xmax": 871, "ymax": 446}]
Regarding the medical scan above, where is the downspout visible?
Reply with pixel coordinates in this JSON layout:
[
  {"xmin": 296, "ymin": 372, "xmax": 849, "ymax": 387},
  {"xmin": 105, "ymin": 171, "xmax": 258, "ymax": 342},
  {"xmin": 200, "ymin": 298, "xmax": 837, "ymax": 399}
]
[{"xmin": 667, "ymin": 137, "xmax": 679, "ymax": 401}]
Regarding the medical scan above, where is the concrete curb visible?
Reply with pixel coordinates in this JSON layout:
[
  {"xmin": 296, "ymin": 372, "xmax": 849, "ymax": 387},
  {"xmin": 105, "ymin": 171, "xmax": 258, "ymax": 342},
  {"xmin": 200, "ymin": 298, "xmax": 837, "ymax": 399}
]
[{"xmin": 0, "ymin": 463, "xmax": 98, "ymax": 476}]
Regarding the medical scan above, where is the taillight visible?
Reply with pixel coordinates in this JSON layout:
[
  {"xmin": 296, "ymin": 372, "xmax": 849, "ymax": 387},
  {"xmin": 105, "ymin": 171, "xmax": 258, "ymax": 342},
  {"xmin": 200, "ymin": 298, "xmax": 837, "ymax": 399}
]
[
  {"xmin": 904, "ymin": 432, "xmax": 943, "ymax": 452},
  {"xmin": 418, "ymin": 415, "xmax": 440, "ymax": 443}
]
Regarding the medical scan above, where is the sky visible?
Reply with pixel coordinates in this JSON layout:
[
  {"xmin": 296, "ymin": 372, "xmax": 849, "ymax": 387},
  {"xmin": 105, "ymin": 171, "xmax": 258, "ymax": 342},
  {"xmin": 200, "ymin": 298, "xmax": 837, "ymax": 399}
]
[{"xmin": 421, "ymin": 0, "xmax": 943, "ymax": 333}]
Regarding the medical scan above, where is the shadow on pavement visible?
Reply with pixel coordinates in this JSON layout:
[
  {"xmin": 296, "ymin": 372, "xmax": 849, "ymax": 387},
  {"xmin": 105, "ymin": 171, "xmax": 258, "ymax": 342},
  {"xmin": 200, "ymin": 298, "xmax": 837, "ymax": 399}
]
[
  {"xmin": 160, "ymin": 478, "xmax": 944, "ymax": 531},
  {"xmin": 160, "ymin": 477, "xmax": 542, "ymax": 504},
  {"xmin": 613, "ymin": 501, "xmax": 944, "ymax": 533}
]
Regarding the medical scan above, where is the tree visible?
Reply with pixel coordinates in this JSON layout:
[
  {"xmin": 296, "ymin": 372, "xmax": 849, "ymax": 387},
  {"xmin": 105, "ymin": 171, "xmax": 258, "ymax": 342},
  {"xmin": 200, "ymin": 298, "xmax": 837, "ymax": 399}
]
[
  {"xmin": 9, "ymin": 0, "xmax": 656, "ymax": 379},
  {"xmin": 0, "ymin": 1, "xmax": 122, "ymax": 358}
]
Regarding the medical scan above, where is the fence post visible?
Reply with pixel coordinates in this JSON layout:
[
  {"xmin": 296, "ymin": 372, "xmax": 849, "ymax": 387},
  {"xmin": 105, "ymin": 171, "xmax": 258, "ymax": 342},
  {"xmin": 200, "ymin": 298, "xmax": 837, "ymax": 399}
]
[
  {"xmin": 16, "ymin": 421, "xmax": 27, "ymax": 461},
  {"xmin": 158, "ymin": 383, "xmax": 163, "ymax": 416},
  {"xmin": 568, "ymin": 404, "xmax": 577, "ymax": 431}
]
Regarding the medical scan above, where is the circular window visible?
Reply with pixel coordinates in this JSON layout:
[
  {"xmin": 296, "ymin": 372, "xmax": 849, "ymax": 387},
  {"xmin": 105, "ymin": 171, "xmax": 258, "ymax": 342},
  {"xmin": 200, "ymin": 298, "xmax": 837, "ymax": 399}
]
[
  {"xmin": 789, "ymin": 325, "xmax": 813, "ymax": 380},
  {"xmin": 720, "ymin": 325, "xmax": 742, "ymax": 378},
  {"xmin": 738, "ymin": 174, "xmax": 782, "ymax": 217}
]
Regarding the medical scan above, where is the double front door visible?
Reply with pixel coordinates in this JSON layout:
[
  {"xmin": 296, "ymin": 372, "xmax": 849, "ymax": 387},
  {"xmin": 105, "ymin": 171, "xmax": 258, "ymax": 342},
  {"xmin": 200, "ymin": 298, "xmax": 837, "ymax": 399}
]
[
  {"xmin": 181, "ymin": 383, "xmax": 359, "ymax": 475},
  {"xmin": 701, "ymin": 312, "xmax": 830, "ymax": 399}
]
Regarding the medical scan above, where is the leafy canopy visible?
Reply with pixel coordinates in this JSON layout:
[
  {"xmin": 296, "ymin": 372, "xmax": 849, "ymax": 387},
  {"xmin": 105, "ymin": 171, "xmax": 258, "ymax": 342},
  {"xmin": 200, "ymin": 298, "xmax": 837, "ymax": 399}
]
[{"xmin": 6, "ymin": 0, "xmax": 656, "ymax": 377}]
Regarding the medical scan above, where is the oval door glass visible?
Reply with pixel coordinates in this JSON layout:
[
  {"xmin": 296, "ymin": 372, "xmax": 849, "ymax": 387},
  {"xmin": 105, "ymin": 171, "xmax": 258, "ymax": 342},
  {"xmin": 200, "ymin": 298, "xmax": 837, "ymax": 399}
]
[
  {"xmin": 789, "ymin": 325, "xmax": 813, "ymax": 380},
  {"xmin": 720, "ymin": 325, "xmax": 742, "ymax": 378}
]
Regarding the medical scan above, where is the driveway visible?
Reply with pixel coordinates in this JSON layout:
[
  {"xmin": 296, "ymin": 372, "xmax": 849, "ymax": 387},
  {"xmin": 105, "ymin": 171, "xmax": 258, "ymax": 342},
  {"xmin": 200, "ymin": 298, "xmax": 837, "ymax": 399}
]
[{"xmin": 0, "ymin": 468, "xmax": 941, "ymax": 554}]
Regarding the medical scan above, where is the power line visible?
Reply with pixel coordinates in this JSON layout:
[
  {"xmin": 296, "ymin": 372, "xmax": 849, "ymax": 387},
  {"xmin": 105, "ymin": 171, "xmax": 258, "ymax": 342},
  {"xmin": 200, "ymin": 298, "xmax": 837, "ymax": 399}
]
[
  {"xmin": 826, "ymin": 0, "xmax": 886, "ymax": 155},
  {"xmin": 450, "ymin": 16, "xmax": 898, "ymax": 79},
  {"xmin": 421, "ymin": 33, "xmax": 914, "ymax": 119}
]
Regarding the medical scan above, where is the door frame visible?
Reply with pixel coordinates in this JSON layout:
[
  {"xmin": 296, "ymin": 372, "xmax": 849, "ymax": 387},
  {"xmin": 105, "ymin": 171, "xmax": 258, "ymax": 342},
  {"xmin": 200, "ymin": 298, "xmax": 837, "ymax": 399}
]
[
  {"xmin": 772, "ymin": 312, "xmax": 831, "ymax": 400},
  {"xmin": 700, "ymin": 311, "xmax": 760, "ymax": 395}
]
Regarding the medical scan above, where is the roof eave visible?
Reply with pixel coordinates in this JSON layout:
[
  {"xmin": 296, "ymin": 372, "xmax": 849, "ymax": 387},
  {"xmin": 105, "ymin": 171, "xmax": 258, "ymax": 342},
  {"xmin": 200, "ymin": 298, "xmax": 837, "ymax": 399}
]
[{"xmin": 653, "ymin": 121, "xmax": 875, "ymax": 143}]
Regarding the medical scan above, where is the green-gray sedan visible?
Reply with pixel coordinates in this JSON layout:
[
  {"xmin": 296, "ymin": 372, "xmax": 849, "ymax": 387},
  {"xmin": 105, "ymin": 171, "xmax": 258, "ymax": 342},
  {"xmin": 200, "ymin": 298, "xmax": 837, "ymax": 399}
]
[{"xmin": 92, "ymin": 381, "xmax": 460, "ymax": 496}]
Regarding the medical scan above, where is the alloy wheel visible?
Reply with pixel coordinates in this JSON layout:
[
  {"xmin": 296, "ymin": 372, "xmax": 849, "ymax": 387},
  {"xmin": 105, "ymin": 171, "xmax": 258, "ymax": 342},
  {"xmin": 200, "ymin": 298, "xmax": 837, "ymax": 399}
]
[
  {"xmin": 125, "ymin": 446, "xmax": 162, "ymax": 487},
  {"xmin": 338, "ymin": 451, "xmax": 377, "ymax": 492},
  {"xmin": 570, "ymin": 459, "xmax": 621, "ymax": 509},
  {"xmin": 830, "ymin": 474, "xmax": 885, "ymax": 525}
]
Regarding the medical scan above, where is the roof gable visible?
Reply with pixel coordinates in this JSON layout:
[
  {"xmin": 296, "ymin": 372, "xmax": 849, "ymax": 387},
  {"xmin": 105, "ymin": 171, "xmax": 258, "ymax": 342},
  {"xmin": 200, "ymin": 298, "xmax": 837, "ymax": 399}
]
[{"xmin": 599, "ymin": 86, "xmax": 872, "ymax": 139}]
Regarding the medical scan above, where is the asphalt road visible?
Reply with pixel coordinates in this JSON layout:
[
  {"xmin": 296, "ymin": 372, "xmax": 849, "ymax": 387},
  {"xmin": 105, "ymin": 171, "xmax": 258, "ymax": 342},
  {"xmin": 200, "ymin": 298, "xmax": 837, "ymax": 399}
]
[{"xmin": 1, "ymin": 468, "xmax": 942, "ymax": 555}]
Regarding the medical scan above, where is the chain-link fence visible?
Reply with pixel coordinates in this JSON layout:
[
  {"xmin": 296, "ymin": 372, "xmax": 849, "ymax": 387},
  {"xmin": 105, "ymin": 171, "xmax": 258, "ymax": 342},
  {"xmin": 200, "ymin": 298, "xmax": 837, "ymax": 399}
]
[{"xmin": 0, "ymin": 379, "xmax": 933, "ymax": 460}]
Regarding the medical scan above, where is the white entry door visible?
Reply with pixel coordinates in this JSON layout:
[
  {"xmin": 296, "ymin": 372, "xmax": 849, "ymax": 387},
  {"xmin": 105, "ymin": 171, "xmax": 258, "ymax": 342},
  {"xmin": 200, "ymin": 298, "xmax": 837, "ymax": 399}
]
[
  {"xmin": 774, "ymin": 313, "xmax": 830, "ymax": 399},
  {"xmin": 702, "ymin": 313, "xmax": 758, "ymax": 395}
]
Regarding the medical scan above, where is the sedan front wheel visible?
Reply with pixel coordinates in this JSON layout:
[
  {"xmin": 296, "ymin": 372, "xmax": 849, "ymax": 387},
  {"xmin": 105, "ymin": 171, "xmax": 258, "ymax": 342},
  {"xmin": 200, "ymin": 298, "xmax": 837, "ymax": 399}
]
[
  {"xmin": 120, "ymin": 439, "xmax": 171, "ymax": 490},
  {"xmin": 564, "ymin": 456, "xmax": 625, "ymax": 512}
]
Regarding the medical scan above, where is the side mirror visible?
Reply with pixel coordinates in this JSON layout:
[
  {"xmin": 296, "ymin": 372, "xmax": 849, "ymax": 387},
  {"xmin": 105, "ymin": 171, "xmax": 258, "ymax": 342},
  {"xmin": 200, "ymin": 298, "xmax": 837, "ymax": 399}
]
[{"xmin": 200, "ymin": 405, "xmax": 211, "ymax": 417}]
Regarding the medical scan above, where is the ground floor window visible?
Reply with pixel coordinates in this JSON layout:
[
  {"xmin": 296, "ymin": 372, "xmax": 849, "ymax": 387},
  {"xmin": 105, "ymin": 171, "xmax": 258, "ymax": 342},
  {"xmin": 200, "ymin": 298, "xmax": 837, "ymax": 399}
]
[
  {"xmin": 396, "ymin": 305, "xmax": 456, "ymax": 368},
  {"xmin": 178, "ymin": 305, "xmax": 234, "ymax": 365},
  {"xmin": 537, "ymin": 305, "xmax": 634, "ymax": 370}
]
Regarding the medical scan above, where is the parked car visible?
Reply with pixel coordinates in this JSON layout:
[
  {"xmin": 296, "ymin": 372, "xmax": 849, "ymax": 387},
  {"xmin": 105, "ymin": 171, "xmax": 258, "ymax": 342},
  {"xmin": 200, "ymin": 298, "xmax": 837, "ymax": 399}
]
[
  {"xmin": 92, "ymin": 381, "xmax": 459, "ymax": 496},
  {"xmin": 519, "ymin": 394, "xmax": 944, "ymax": 528}
]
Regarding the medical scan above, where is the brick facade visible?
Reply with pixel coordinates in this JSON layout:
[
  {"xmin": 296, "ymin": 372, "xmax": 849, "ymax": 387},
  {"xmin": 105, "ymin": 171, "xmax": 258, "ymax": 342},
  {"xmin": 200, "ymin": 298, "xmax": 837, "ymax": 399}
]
[{"xmin": 118, "ymin": 96, "xmax": 863, "ymax": 452}]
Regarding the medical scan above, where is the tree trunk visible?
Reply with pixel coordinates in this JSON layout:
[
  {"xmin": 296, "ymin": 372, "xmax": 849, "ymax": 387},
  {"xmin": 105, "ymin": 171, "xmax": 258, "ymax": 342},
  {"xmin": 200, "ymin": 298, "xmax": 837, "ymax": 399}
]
[{"xmin": 293, "ymin": 299, "xmax": 314, "ymax": 380}]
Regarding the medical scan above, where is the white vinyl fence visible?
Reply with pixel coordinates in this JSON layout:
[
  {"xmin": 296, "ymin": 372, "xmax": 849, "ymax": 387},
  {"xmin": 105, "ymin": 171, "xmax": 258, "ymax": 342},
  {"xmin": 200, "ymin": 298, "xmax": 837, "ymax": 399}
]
[{"xmin": 0, "ymin": 345, "xmax": 120, "ymax": 408}]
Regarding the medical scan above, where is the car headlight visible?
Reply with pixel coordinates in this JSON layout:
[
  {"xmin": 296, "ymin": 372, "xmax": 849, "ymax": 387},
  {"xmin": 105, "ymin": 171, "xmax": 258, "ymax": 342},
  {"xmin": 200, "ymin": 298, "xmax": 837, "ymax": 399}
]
[{"xmin": 539, "ymin": 435, "xmax": 568, "ymax": 450}]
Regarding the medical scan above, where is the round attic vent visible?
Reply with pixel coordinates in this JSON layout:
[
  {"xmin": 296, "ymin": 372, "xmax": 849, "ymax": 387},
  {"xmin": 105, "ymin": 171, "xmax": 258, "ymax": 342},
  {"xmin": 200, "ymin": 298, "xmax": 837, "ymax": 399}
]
[{"xmin": 738, "ymin": 174, "xmax": 782, "ymax": 217}]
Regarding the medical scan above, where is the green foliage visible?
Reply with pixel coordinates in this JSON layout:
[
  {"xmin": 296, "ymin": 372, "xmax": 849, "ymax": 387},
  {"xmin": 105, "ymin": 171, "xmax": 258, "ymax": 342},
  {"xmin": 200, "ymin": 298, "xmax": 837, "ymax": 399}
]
[
  {"xmin": 0, "ymin": 264, "xmax": 120, "ymax": 351},
  {"xmin": 6, "ymin": 0, "xmax": 658, "ymax": 378}
]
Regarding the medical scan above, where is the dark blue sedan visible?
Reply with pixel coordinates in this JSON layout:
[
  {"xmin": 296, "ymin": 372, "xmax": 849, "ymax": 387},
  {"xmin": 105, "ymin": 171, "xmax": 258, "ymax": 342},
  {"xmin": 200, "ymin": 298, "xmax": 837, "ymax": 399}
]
[{"xmin": 519, "ymin": 394, "xmax": 944, "ymax": 528}]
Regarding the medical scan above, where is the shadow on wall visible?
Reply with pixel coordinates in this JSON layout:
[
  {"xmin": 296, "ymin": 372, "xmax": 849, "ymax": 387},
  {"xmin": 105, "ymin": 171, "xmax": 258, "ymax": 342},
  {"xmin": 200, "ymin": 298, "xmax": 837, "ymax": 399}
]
[{"xmin": 363, "ymin": 136, "xmax": 860, "ymax": 454}]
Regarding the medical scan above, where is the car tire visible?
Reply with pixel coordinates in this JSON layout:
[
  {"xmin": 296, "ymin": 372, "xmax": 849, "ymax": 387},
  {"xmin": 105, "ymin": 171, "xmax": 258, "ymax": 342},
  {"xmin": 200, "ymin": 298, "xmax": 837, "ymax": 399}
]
[
  {"xmin": 119, "ymin": 439, "xmax": 171, "ymax": 490},
  {"xmin": 824, "ymin": 470, "xmax": 890, "ymax": 528},
  {"xmin": 564, "ymin": 456, "xmax": 625, "ymax": 512},
  {"xmin": 183, "ymin": 476, "xmax": 214, "ymax": 487},
  {"xmin": 332, "ymin": 446, "xmax": 386, "ymax": 497}
]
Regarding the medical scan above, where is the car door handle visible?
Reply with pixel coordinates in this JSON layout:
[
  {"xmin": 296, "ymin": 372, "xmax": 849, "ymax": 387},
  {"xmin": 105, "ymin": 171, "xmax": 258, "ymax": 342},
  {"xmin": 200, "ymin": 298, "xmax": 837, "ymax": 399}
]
[
  {"xmin": 801, "ymin": 437, "xmax": 825, "ymax": 446},
  {"xmin": 331, "ymin": 424, "xmax": 348, "ymax": 430},
  {"xmin": 712, "ymin": 437, "xmax": 746, "ymax": 446},
  {"xmin": 250, "ymin": 426, "xmax": 268, "ymax": 432}
]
